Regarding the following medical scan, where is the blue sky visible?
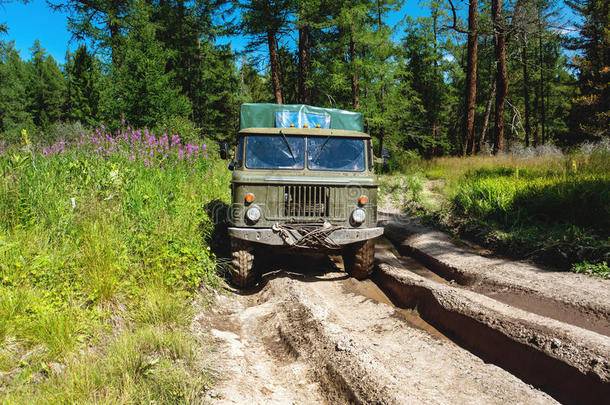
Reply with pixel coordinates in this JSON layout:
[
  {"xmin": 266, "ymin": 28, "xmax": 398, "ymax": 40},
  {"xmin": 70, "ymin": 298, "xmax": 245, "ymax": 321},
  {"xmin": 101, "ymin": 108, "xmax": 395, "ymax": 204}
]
[{"xmin": 1, "ymin": 0, "xmax": 453, "ymax": 63}]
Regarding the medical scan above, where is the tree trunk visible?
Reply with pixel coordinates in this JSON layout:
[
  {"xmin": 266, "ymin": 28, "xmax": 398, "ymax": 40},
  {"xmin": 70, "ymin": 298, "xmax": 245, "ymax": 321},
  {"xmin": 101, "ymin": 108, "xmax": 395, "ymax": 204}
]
[
  {"xmin": 480, "ymin": 74, "xmax": 496, "ymax": 151},
  {"xmin": 492, "ymin": 0, "xmax": 507, "ymax": 154},
  {"xmin": 522, "ymin": 36, "xmax": 531, "ymax": 147},
  {"xmin": 376, "ymin": 1, "xmax": 384, "ymax": 155},
  {"xmin": 350, "ymin": 24, "xmax": 359, "ymax": 109},
  {"xmin": 538, "ymin": 15, "xmax": 546, "ymax": 144},
  {"xmin": 463, "ymin": 0, "xmax": 478, "ymax": 155},
  {"xmin": 298, "ymin": 23, "xmax": 311, "ymax": 104},
  {"xmin": 267, "ymin": 30, "xmax": 282, "ymax": 104}
]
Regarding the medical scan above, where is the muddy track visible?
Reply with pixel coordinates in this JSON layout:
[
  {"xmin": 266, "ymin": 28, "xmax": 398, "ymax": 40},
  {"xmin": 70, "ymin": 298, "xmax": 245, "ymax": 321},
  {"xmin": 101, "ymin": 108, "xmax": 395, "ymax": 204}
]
[
  {"xmin": 379, "ymin": 213, "xmax": 610, "ymax": 337},
  {"xmin": 200, "ymin": 240, "xmax": 610, "ymax": 404}
]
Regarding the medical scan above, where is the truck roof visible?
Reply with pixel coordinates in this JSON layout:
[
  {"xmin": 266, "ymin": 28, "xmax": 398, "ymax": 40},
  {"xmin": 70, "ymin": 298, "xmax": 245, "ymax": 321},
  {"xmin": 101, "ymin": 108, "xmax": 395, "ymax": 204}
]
[
  {"xmin": 238, "ymin": 127, "xmax": 371, "ymax": 139},
  {"xmin": 240, "ymin": 103, "xmax": 364, "ymax": 132}
]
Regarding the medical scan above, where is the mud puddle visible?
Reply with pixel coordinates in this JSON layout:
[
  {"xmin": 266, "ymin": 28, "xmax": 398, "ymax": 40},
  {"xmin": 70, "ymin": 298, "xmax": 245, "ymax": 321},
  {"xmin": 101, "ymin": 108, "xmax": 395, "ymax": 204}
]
[
  {"xmin": 382, "ymin": 231, "xmax": 610, "ymax": 337},
  {"xmin": 339, "ymin": 276, "xmax": 450, "ymax": 342},
  {"xmin": 476, "ymin": 287, "xmax": 610, "ymax": 337}
]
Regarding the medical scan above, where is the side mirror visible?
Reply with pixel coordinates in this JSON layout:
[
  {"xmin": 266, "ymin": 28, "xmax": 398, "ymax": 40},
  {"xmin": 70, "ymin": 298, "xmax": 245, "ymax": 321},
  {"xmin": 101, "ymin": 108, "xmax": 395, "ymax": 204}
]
[
  {"xmin": 219, "ymin": 142, "xmax": 229, "ymax": 160},
  {"xmin": 228, "ymin": 161, "xmax": 235, "ymax": 171}
]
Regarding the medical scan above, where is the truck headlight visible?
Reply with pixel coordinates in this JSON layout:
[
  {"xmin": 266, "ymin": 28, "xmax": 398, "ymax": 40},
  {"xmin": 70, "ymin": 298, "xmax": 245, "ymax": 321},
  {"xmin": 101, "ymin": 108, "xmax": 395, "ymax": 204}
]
[
  {"xmin": 351, "ymin": 208, "xmax": 366, "ymax": 225},
  {"xmin": 246, "ymin": 206, "xmax": 261, "ymax": 223}
]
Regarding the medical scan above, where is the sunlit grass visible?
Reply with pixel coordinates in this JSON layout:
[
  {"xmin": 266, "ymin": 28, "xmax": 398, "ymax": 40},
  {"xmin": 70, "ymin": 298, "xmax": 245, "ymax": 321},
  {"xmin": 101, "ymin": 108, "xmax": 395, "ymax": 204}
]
[
  {"xmin": 0, "ymin": 131, "xmax": 230, "ymax": 402},
  {"xmin": 381, "ymin": 147, "xmax": 610, "ymax": 271}
]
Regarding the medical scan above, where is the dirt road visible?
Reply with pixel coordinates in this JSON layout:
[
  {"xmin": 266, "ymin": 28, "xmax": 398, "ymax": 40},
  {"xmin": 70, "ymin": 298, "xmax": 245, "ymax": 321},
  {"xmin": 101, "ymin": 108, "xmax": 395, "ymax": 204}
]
[{"xmin": 197, "ymin": 227, "xmax": 609, "ymax": 404}]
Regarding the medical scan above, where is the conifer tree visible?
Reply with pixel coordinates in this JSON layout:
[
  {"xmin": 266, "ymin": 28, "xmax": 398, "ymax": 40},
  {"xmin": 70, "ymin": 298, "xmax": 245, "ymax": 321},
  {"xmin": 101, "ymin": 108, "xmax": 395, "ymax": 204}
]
[
  {"xmin": 26, "ymin": 40, "xmax": 65, "ymax": 133},
  {"xmin": 565, "ymin": 0, "xmax": 609, "ymax": 140},
  {"xmin": 0, "ymin": 42, "xmax": 32, "ymax": 140},
  {"xmin": 101, "ymin": 2, "xmax": 190, "ymax": 127},
  {"xmin": 64, "ymin": 45, "xmax": 101, "ymax": 124}
]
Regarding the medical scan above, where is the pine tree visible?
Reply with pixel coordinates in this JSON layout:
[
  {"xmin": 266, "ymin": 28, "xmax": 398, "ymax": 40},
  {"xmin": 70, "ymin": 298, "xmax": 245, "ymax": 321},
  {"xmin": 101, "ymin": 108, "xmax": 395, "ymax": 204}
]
[
  {"xmin": 234, "ymin": 0, "xmax": 293, "ymax": 104},
  {"xmin": 26, "ymin": 40, "xmax": 65, "ymax": 134},
  {"xmin": 565, "ymin": 0, "xmax": 609, "ymax": 140},
  {"xmin": 49, "ymin": 0, "xmax": 131, "ymax": 66},
  {"xmin": 0, "ymin": 41, "xmax": 32, "ymax": 141},
  {"xmin": 65, "ymin": 45, "xmax": 101, "ymax": 124},
  {"xmin": 101, "ymin": 2, "xmax": 190, "ymax": 128}
]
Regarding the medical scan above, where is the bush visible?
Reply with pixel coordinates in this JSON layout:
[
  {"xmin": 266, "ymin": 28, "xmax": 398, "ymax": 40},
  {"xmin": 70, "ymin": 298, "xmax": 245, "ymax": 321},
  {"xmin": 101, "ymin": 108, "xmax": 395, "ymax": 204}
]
[
  {"xmin": 572, "ymin": 261, "xmax": 610, "ymax": 279},
  {"xmin": 153, "ymin": 115, "xmax": 201, "ymax": 144}
]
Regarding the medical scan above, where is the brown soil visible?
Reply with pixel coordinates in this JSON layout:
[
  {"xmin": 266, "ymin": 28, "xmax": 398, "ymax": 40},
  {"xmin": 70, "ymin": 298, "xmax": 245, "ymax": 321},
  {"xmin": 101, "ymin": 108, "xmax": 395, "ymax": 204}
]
[
  {"xmin": 380, "ymin": 211, "xmax": 610, "ymax": 337},
  {"xmin": 201, "ymin": 254, "xmax": 559, "ymax": 404}
]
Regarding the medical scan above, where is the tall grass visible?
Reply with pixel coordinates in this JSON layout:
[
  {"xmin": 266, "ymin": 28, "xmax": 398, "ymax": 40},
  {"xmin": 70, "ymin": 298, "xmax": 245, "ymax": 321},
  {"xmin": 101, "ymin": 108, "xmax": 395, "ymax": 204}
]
[
  {"xmin": 382, "ymin": 145, "xmax": 610, "ymax": 272},
  {"xmin": 0, "ymin": 127, "xmax": 230, "ymax": 402}
]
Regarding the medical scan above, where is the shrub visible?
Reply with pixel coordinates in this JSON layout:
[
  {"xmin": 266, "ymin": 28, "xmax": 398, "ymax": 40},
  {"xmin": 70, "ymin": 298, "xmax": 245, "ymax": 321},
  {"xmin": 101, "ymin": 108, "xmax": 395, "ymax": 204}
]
[
  {"xmin": 572, "ymin": 261, "xmax": 610, "ymax": 279},
  {"xmin": 153, "ymin": 115, "xmax": 201, "ymax": 144}
]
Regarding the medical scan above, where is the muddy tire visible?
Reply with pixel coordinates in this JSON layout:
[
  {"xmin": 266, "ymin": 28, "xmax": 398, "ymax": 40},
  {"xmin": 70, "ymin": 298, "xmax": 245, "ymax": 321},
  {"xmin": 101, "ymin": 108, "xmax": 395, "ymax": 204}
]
[
  {"xmin": 343, "ymin": 239, "xmax": 375, "ymax": 280},
  {"xmin": 230, "ymin": 237, "xmax": 258, "ymax": 288}
]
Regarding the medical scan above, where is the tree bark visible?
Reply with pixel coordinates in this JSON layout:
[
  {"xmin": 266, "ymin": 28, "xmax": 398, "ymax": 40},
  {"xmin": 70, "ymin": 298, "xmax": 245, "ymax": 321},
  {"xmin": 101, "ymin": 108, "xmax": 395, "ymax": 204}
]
[
  {"xmin": 298, "ymin": 22, "xmax": 311, "ymax": 104},
  {"xmin": 267, "ymin": 29, "xmax": 282, "ymax": 104},
  {"xmin": 492, "ymin": 0, "xmax": 507, "ymax": 154},
  {"xmin": 538, "ymin": 11, "xmax": 546, "ymax": 144},
  {"xmin": 521, "ymin": 36, "xmax": 531, "ymax": 147},
  {"xmin": 350, "ymin": 24, "xmax": 359, "ymax": 109},
  {"xmin": 479, "ymin": 78, "xmax": 496, "ymax": 151},
  {"xmin": 463, "ymin": 0, "xmax": 478, "ymax": 155}
]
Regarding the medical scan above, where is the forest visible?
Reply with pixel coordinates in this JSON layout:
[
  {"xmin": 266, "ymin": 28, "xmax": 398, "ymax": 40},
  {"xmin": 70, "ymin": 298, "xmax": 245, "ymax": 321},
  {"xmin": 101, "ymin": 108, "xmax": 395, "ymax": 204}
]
[{"xmin": 0, "ymin": 0, "xmax": 608, "ymax": 157}]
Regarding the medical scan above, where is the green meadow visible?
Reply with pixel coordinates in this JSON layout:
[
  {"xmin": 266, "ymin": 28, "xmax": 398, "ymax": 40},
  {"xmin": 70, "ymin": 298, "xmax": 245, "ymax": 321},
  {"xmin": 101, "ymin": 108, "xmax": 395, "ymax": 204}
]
[
  {"xmin": 0, "ymin": 131, "xmax": 230, "ymax": 403},
  {"xmin": 380, "ymin": 145, "xmax": 610, "ymax": 277}
]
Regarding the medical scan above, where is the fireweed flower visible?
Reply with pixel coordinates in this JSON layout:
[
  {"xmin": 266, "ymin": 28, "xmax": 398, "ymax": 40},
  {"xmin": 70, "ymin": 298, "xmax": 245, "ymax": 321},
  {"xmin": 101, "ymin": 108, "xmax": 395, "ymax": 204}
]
[{"xmin": 31, "ymin": 125, "xmax": 209, "ymax": 169}]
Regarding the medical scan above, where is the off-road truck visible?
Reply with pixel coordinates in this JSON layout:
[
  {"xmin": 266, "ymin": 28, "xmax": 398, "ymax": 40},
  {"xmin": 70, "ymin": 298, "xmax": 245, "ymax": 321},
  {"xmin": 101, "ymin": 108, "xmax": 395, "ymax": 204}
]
[{"xmin": 223, "ymin": 103, "xmax": 383, "ymax": 288}]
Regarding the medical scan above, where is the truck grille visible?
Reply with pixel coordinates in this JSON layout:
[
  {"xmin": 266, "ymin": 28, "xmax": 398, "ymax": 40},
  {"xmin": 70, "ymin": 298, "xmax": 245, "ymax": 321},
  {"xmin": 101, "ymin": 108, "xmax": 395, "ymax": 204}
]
[{"xmin": 284, "ymin": 185, "xmax": 329, "ymax": 217}]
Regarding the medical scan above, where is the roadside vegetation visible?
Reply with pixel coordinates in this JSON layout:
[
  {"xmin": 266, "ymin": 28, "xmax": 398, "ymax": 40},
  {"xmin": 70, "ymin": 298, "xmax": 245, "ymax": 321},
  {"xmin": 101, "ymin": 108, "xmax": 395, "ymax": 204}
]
[
  {"xmin": 379, "ymin": 142, "xmax": 610, "ymax": 278},
  {"xmin": 0, "ymin": 127, "xmax": 230, "ymax": 403}
]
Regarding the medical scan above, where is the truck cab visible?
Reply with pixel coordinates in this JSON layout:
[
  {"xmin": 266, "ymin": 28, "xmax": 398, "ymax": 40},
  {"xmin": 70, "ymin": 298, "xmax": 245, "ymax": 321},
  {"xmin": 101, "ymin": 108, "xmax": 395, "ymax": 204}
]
[{"xmin": 226, "ymin": 103, "xmax": 383, "ymax": 287}]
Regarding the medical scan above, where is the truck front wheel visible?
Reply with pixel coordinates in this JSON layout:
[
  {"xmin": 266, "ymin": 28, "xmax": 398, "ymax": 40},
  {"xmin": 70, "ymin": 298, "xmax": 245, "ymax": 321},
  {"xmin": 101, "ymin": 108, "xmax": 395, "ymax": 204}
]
[
  {"xmin": 230, "ymin": 237, "xmax": 258, "ymax": 288},
  {"xmin": 343, "ymin": 239, "xmax": 375, "ymax": 280}
]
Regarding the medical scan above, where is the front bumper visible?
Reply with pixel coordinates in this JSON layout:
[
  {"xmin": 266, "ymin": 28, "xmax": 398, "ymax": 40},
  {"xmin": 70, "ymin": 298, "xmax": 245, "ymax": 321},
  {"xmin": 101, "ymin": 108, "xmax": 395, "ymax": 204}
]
[{"xmin": 228, "ymin": 226, "xmax": 384, "ymax": 247}]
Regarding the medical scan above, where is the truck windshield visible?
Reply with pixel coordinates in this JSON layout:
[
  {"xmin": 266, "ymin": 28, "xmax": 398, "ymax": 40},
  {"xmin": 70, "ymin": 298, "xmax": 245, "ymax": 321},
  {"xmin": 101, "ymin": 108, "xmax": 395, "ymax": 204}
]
[
  {"xmin": 245, "ymin": 135, "xmax": 305, "ymax": 169},
  {"xmin": 244, "ymin": 135, "xmax": 365, "ymax": 171},
  {"xmin": 307, "ymin": 137, "xmax": 365, "ymax": 171}
]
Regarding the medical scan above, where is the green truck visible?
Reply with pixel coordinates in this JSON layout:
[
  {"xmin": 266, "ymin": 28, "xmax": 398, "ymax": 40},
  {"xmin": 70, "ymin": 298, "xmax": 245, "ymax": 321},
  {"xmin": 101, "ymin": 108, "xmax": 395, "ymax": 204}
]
[{"xmin": 222, "ymin": 103, "xmax": 383, "ymax": 288}]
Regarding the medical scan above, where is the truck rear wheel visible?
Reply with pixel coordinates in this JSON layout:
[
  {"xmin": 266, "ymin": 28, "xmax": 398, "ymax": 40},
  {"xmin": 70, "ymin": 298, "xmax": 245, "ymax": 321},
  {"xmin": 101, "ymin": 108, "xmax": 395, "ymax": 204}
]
[
  {"xmin": 230, "ymin": 237, "xmax": 258, "ymax": 288},
  {"xmin": 343, "ymin": 239, "xmax": 375, "ymax": 280}
]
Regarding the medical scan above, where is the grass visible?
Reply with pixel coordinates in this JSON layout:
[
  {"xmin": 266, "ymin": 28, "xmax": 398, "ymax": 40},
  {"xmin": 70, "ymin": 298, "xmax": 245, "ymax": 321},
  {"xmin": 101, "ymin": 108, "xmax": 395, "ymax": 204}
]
[
  {"xmin": 380, "ymin": 146, "xmax": 610, "ymax": 275},
  {"xmin": 0, "ymin": 128, "xmax": 231, "ymax": 402}
]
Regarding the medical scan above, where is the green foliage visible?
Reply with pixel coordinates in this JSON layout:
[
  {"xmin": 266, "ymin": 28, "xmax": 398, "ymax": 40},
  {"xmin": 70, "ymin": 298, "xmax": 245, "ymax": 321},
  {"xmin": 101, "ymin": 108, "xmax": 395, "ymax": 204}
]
[
  {"xmin": 64, "ymin": 45, "xmax": 101, "ymax": 125},
  {"xmin": 565, "ymin": 0, "xmax": 609, "ymax": 140},
  {"xmin": 101, "ymin": 2, "xmax": 191, "ymax": 129},
  {"xmin": 379, "ymin": 173, "xmax": 424, "ymax": 207},
  {"xmin": 384, "ymin": 152, "xmax": 610, "ymax": 270},
  {"xmin": 25, "ymin": 40, "xmax": 65, "ymax": 135},
  {"xmin": 153, "ymin": 115, "xmax": 200, "ymax": 143},
  {"xmin": 572, "ymin": 261, "xmax": 610, "ymax": 279},
  {"xmin": 0, "ymin": 141, "xmax": 230, "ymax": 401},
  {"xmin": 0, "ymin": 42, "xmax": 33, "ymax": 142}
]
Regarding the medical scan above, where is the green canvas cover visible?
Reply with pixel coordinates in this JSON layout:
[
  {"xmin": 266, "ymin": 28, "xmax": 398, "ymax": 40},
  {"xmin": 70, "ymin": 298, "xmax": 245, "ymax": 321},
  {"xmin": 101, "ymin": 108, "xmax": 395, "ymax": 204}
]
[{"xmin": 239, "ymin": 103, "xmax": 364, "ymax": 132}]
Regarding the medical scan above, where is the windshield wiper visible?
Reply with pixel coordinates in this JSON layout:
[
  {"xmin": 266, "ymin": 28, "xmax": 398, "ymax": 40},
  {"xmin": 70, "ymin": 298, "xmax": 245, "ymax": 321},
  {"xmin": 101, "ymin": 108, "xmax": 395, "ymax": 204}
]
[
  {"xmin": 279, "ymin": 130, "xmax": 297, "ymax": 163},
  {"xmin": 312, "ymin": 131, "xmax": 332, "ymax": 163}
]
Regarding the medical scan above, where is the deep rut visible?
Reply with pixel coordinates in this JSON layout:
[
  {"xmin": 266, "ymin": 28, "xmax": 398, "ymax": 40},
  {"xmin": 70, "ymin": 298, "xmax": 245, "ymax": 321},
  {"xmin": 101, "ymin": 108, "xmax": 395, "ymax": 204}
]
[{"xmin": 197, "ymin": 246, "xmax": 609, "ymax": 404}]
